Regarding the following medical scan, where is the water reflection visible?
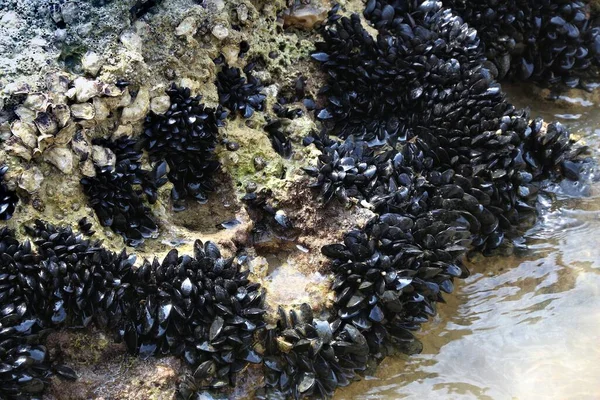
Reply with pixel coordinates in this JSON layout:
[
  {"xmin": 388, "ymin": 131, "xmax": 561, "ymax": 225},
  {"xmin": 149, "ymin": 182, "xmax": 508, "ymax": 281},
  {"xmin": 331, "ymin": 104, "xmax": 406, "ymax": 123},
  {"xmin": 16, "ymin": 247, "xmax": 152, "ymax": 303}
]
[{"xmin": 337, "ymin": 86, "xmax": 600, "ymax": 400}]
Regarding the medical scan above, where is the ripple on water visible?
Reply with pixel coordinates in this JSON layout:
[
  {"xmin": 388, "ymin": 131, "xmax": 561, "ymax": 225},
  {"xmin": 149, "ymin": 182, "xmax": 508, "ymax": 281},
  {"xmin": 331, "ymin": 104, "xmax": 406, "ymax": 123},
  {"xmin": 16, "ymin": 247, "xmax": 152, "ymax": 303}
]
[{"xmin": 337, "ymin": 86, "xmax": 600, "ymax": 400}]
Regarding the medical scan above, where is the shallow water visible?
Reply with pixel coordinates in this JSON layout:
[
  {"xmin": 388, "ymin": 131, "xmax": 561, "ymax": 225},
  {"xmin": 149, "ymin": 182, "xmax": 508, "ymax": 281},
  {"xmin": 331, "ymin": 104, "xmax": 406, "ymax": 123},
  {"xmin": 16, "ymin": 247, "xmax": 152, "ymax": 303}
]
[{"xmin": 337, "ymin": 85, "xmax": 600, "ymax": 400}]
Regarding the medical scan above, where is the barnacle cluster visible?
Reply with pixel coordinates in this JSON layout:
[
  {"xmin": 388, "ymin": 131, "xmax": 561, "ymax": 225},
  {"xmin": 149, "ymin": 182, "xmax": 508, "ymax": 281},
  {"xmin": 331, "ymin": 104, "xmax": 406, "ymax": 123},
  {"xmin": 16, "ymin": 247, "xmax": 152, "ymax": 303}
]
[
  {"xmin": 143, "ymin": 83, "xmax": 227, "ymax": 212},
  {"xmin": 0, "ymin": 165, "xmax": 18, "ymax": 220}
]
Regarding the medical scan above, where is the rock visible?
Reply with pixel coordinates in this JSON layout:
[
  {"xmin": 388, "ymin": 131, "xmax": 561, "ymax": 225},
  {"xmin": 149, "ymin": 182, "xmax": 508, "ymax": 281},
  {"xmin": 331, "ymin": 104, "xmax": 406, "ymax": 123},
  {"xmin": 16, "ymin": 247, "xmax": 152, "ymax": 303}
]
[
  {"xmin": 150, "ymin": 95, "xmax": 171, "ymax": 114},
  {"xmin": 74, "ymin": 77, "xmax": 102, "ymax": 102},
  {"xmin": 175, "ymin": 16, "xmax": 197, "ymax": 37},
  {"xmin": 82, "ymin": 51, "xmax": 102, "ymax": 76},
  {"xmin": 212, "ymin": 24, "xmax": 229, "ymax": 40},
  {"xmin": 10, "ymin": 120, "xmax": 38, "ymax": 149},
  {"xmin": 92, "ymin": 145, "xmax": 116, "ymax": 169},
  {"xmin": 18, "ymin": 167, "xmax": 44, "ymax": 194},
  {"xmin": 121, "ymin": 87, "xmax": 150, "ymax": 123},
  {"xmin": 44, "ymin": 147, "xmax": 74, "ymax": 174},
  {"xmin": 71, "ymin": 103, "xmax": 96, "ymax": 120},
  {"xmin": 61, "ymin": 2, "xmax": 79, "ymax": 25}
]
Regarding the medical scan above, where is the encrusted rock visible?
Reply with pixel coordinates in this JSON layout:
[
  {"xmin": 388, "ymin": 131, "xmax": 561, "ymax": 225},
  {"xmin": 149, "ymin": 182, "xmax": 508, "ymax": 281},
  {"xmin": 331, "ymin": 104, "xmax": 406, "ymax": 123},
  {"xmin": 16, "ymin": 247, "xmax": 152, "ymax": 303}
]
[
  {"xmin": 18, "ymin": 166, "xmax": 44, "ymax": 194},
  {"xmin": 71, "ymin": 103, "xmax": 96, "ymax": 120},
  {"xmin": 150, "ymin": 95, "xmax": 171, "ymax": 114},
  {"xmin": 121, "ymin": 87, "xmax": 150, "ymax": 123},
  {"xmin": 44, "ymin": 146, "xmax": 74, "ymax": 174}
]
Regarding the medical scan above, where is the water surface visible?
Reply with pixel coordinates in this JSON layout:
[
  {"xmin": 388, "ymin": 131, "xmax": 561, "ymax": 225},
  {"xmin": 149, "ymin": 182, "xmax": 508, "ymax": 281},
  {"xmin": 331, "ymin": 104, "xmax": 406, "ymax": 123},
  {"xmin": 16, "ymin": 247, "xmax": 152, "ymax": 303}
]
[{"xmin": 337, "ymin": 85, "xmax": 600, "ymax": 400}]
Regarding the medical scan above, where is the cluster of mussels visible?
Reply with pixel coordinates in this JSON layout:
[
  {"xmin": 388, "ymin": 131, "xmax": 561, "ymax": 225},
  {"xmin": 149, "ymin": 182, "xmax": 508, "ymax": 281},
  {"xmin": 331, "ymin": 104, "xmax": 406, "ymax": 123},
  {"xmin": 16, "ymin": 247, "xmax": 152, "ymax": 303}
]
[
  {"xmin": 81, "ymin": 137, "xmax": 167, "ymax": 247},
  {"xmin": 216, "ymin": 62, "xmax": 267, "ymax": 119},
  {"xmin": 0, "ymin": 165, "xmax": 18, "ymax": 221},
  {"xmin": 432, "ymin": 0, "xmax": 600, "ymax": 87},
  {"xmin": 1, "ymin": 1, "xmax": 597, "ymax": 400},
  {"xmin": 142, "ymin": 83, "xmax": 227, "ymax": 212},
  {"xmin": 0, "ymin": 220, "xmax": 266, "ymax": 399},
  {"xmin": 258, "ymin": 1, "xmax": 590, "ymax": 398},
  {"xmin": 81, "ymin": 83, "xmax": 227, "ymax": 246}
]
